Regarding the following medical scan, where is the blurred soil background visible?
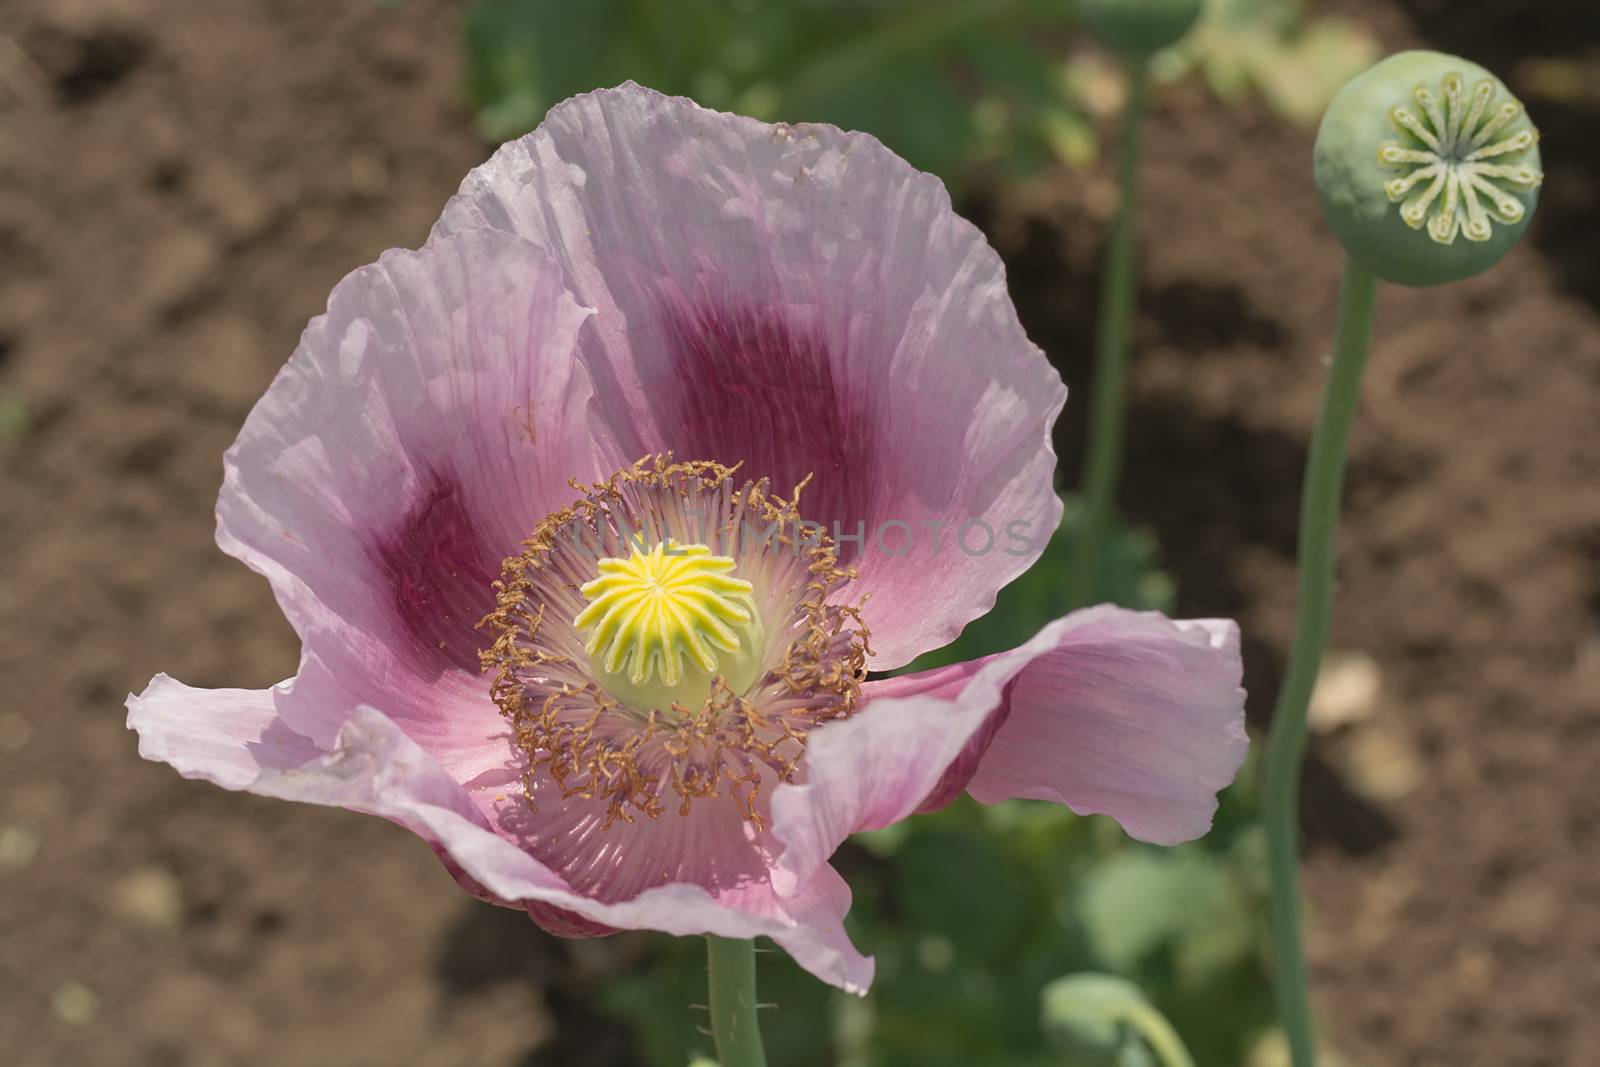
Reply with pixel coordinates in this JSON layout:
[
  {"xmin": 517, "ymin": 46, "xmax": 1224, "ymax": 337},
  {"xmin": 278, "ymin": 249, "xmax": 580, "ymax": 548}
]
[{"xmin": 0, "ymin": 0, "xmax": 1595, "ymax": 1065}]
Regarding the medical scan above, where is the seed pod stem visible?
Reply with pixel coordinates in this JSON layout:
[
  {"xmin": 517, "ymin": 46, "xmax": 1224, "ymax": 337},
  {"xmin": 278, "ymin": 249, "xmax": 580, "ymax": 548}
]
[
  {"xmin": 1267, "ymin": 53, "xmax": 1542, "ymax": 1066},
  {"xmin": 1263, "ymin": 257, "xmax": 1379, "ymax": 1067}
]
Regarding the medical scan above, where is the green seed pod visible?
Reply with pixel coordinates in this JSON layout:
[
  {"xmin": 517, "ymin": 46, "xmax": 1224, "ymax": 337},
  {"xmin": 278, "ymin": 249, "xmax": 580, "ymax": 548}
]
[
  {"xmin": 1314, "ymin": 50, "xmax": 1543, "ymax": 287},
  {"xmin": 1078, "ymin": 0, "xmax": 1202, "ymax": 56}
]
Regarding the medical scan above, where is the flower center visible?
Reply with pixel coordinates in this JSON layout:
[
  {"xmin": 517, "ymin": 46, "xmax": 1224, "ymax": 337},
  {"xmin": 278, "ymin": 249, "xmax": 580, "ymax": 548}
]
[
  {"xmin": 574, "ymin": 539, "xmax": 765, "ymax": 712},
  {"xmin": 1379, "ymin": 71, "xmax": 1542, "ymax": 245},
  {"xmin": 480, "ymin": 456, "xmax": 869, "ymax": 828}
]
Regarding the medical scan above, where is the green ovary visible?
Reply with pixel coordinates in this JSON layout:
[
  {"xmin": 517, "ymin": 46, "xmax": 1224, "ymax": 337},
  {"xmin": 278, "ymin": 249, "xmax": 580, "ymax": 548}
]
[
  {"xmin": 574, "ymin": 539, "xmax": 766, "ymax": 712},
  {"xmin": 1314, "ymin": 50, "xmax": 1543, "ymax": 288}
]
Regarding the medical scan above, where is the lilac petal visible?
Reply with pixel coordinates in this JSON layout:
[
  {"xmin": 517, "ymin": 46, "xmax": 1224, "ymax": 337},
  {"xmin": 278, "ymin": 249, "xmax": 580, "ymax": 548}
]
[
  {"xmin": 768, "ymin": 621, "xmax": 1070, "ymax": 895},
  {"xmin": 770, "ymin": 608, "xmax": 1248, "ymax": 892},
  {"xmin": 966, "ymin": 609, "xmax": 1249, "ymax": 845},
  {"xmin": 214, "ymin": 229, "xmax": 597, "ymax": 765},
  {"xmin": 128, "ymin": 674, "xmax": 320, "ymax": 789},
  {"xmin": 478, "ymin": 752, "xmax": 777, "ymax": 904},
  {"xmin": 433, "ymin": 83, "xmax": 1066, "ymax": 668},
  {"xmin": 282, "ymin": 649, "xmax": 516, "ymax": 796},
  {"xmin": 126, "ymin": 678, "xmax": 875, "ymax": 993}
]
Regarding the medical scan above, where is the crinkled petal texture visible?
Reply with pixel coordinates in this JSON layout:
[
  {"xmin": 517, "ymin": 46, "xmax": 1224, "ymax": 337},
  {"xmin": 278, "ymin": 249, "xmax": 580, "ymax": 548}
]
[
  {"xmin": 126, "ymin": 227, "xmax": 875, "ymax": 991},
  {"xmin": 770, "ymin": 607, "xmax": 1249, "ymax": 895},
  {"xmin": 433, "ymin": 83, "xmax": 1066, "ymax": 668}
]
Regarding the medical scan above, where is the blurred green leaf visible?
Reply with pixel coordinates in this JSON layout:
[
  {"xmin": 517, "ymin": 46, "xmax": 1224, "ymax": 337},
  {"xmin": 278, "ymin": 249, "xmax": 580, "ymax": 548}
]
[
  {"xmin": 893, "ymin": 829, "xmax": 1029, "ymax": 956},
  {"xmin": 458, "ymin": 0, "xmax": 1085, "ymax": 189},
  {"xmin": 1041, "ymin": 973, "xmax": 1168, "ymax": 1067},
  {"xmin": 1075, "ymin": 848, "xmax": 1234, "ymax": 972},
  {"xmin": 1253, "ymin": 18, "xmax": 1380, "ymax": 124},
  {"xmin": 459, "ymin": 0, "xmax": 1383, "ymax": 193},
  {"xmin": 1156, "ymin": 0, "xmax": 1378, "ymax": 123},
  {"xmin": 1042, "ymin": 972, "xmax": 1142, "ymax": 1053},
  {"xmin": 855, "ymin": 818, "xmax": 915, "ymax": 858}
]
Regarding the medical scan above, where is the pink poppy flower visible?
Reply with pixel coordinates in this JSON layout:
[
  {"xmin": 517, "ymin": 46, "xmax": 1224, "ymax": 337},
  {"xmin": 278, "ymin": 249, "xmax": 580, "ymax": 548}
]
[{"xmin": 127, "ymin": 84, "xmax": 1247, "ymax": 993}]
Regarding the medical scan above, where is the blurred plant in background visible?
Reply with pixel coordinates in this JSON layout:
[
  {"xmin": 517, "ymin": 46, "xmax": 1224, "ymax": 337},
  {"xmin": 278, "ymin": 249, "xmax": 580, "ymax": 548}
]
[
  {"xmin": 462, "ymin": 0, "xmax": 1094, "ymax": 184},
  {"xmin": 461, "ymin": 0, "xmax": 1375, "ymax": 189},
  {"xmin": 1158, "ymin": 0, "xmax": 1378, "ymax": 125}
]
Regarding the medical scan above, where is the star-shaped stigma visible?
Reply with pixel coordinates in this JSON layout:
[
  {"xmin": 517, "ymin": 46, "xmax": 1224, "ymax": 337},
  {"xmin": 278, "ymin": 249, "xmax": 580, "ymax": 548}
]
[
  {"xmin": 575, "ymin": 538, "xmax": 760, "ymax": 692},
  {"xmin": 1380, "ymin": 72, "xmax": 1543, "ymax": 245}
]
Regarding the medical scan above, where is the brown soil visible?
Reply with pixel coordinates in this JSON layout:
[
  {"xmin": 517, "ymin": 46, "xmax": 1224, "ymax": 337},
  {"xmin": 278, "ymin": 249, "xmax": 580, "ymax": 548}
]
[{"xmin": 1, "ymin": 1, "xmax": 1595, "ymax": 1066}]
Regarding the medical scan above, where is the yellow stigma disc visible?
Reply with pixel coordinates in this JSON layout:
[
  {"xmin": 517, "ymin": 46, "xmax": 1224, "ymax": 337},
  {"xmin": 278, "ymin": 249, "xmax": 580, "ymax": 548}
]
[{"xmin": 574, "ymin": 539, "xmax": 764, "ymax": 711}]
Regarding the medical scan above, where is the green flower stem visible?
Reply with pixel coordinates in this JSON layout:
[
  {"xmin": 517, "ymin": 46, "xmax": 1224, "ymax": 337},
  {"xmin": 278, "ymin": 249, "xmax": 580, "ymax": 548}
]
[
  {"xmin": 706, "ymin": 936, "xmax": 767, "ymax": 1067},
  {"xmin": 1263, "ymin": 257, "xmax": 1380, "ymax": 1067},
  {"xmin": 1070, "ymin": 55, "xmax": 1150, "ymax": 607},
  {"xmin": 1125, "ymin": 1001, "xmax": 1197, "ymax": 1067}
]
